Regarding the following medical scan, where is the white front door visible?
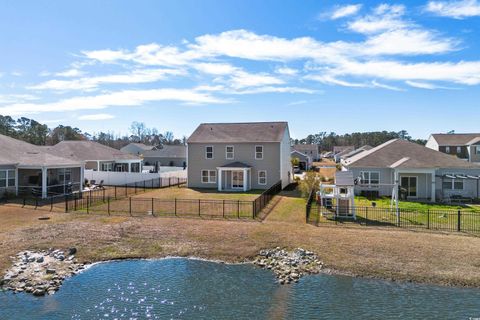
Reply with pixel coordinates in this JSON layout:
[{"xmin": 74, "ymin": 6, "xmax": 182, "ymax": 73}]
[{"xmin": 231, "ymin": 171, "xmax": 244, "ymax": 189}]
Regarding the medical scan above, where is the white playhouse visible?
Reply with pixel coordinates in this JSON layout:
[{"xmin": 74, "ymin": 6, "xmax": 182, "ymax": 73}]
[{"xmin": 317, "ymin": 171, "xmax": 356, "ymax": 219}]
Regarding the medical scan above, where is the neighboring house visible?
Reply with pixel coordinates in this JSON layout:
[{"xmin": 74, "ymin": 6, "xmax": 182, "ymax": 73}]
[
  {"xmin": 291, "ymin": 144, "xmax": 319, "ymax": 161},
  {"xmin": 340, "ymin": 145, "xmax": 372, "ymax": 165},
  {"xmin": 343, "ymin": 139, "xmax": 480, "ymax": 202},
  {"xmin": 333, "ymin": 146, "xmax": 355, "ymax": 163},
  {"xmin": 187, "ymin": 122, "xmax": 291, "ymax": 191},
  {"xmin": 290, "ymin": 150, "xmax": 312, "ymax": 171},
  {"xmin": 426, "ymin": 133, "xmax": 480, "ymax": 162},
  {"xmin": 0, "ymin": 134, "xmax": 84, "ymax": 199},
  {"xmin": 43, "ymin": 140, "xmax": 142, "ymax": 173},
  {"xmin": 120, "ymin": 143, "xmax": 156, "ymax": 156},
  {"xmin": 143, "ymin": 145, "xmax": 187, "ymax": 169}
]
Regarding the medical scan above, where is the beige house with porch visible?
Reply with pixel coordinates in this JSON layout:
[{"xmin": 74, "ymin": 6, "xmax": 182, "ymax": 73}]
[
  {"xmin": 343, "ymin": 139, "xmax": 480, "ymax": 202},
  {"xmin": 43, "ymin": 140, "xmax": 142, "ymax": 173},
  {"xmin": 0, "ymin": 134, "xmax": 84, "ymax": 199},
  {"xmin": 187, "ymin": 122, "xmax": 291, "ymax": 191}
]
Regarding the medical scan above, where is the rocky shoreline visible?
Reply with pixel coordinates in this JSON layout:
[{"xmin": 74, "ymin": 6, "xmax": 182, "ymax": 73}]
[
  {"xmin": 253, "ymin": 247, "xmax": 324, "ymax": 284},
  {"xmin": 1, "ymin": 248, "xmax": 86, "ymax": 296}
]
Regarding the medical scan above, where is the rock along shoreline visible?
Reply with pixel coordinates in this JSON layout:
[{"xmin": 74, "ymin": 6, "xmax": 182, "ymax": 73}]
[
  {"xmin": 252, "ymin": 247, "xmax": 324, "ymax": 284},
  {"xmin": 1, "ymin": 248, "xmax": 86, "ymax": 296}
]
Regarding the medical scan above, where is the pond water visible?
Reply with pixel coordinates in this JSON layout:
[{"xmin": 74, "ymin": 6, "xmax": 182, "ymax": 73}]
[{"xmin": 1, "ymin": 258, "xmax": 479, "ymax": 319}]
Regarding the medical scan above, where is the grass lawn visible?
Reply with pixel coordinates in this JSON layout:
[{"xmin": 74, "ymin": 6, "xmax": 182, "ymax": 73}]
[
  {"xmin": 131, "ymin": 186, "xmax": 262, "ymax": 201},
  {"xmin": 355, "ymin": 196, "xmax": 480, "ymax": 212}
]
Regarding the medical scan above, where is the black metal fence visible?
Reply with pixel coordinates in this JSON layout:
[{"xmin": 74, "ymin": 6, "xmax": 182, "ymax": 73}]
[
  {"xmin": 72, "ymin": 180, "xmax": 283, "ymax": 220},
  {"xmin": 2, "ymin": 176, "xmax": 187, "ymax": 212},
  {"xmin": 307, "ymin": 202, "xmax": 480, "ymax": 234}
]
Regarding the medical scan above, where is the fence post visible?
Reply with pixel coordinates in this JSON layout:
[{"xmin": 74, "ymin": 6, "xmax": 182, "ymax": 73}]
[
  {"xmin": 198, "ymin": 199, "xmax": 201, "ymax": 216},
  {"xmin": 107, "ymin": 197, "xmax": 110, "ymax": 215},
  {"xmin": 86, "ymin": 196, "xmax": 89, "ymax": 214},
  {"xmin": 457, "ymin": 210, "xmax": 461, "ymax": 232},
  {"xmin": 159, "ymin": 177, "xmax": 161, "ymax": 188},
  {"xmin": 129, "ymin": 197, "xmax": 132, "ymax": 216},
  {"xmin": 169, "ymin": 177, "xmax": 171, "ymax": 187},
  {"xmin": 65, "ymin": 196, "xmax": 68, "ymax": 212},
  {"xmin": 114, "ymin": 186, "xmax": 117, "ymax": 199},
  {"xmin": 365, "ymin": 207, "xmax": 368, "ymax": 226},
  {"xmin": 237, "ymin": 200, "xmax": 240, "ymax": 219},
  {"xmin": 151, "ymin": 198, "xmax": 154, "ymax": 217},
  {"xmin": 223, "ymin": 200, "xmax": 225, "ymax": 218},
  {"xmin": 427, "ymin": 209, "xmax": 430, "ymax": 229},
  {"xmin": 50, "ymin": 197, "xmax": 54, "ymax": 212},
  {"xmin": 74, "ymin": 196, "xmax": 77, "ymax": 211},
  {"xmin": 125, "ymin": 184, "xmax": 127, "ymax": 197},
  {"xmin": 102, "ymin": 189, "xmax": 105, "ymax": 202},
  {"xmin": 144, "ymin": 180, "xmax": 146, "ymax": 192},
  {"xmin": 23, "ymin": 198, "xmax": 26, "ymax": 207},
  {"xmin": 174, "ymin": 198, "xmax": 177, "ymax": 216},
  {"xmin": 252, "ymin": 202, "xmax": 255, "ymax": 219},
  {"xmin": 135, "ymin": 182, "xmax": 137, "ymax": 194}
]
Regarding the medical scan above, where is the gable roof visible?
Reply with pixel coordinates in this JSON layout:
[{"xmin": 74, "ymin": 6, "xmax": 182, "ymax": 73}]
[
  {"xmin": 187, "ymin": 122, "xmax": 288, "ymax": 143},
  {"xmin": 291, "ymin": 150, "xmax": 310, "ymax": 161},
  {"xmin": 43, "ymin": 140, "xmax": 140, "ymax": 162},
  {"xmin": 292, "ymin": 144, "xmax": 318, "ymax": 153},
  {"xmin": 143, "ymin": 145, "xmax": 186, "ymax": 158},
  {"xmin": 342, "ymin": 145, "xmax": 372, "ymax": 159},
  {"xmin": 121, "ymin": 143, "xmax": 156, "ymax": 151},
  {"xmin": 333, "ymin": 146, "xmax": 354, "ymax": 154},
  {"xmin": 345, "ymin": 139, "xmax": 480, "ymax": 169},
  {"xmin": 0, "ymin": 134, "xmax": 82, "ymax": 167},
  {"xmin": 430, "ymin": 133, "xmax": 480, "ymax": 146}
]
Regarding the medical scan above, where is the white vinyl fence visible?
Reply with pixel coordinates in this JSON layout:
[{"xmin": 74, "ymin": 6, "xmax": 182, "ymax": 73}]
[{"xmin": 84, "ymin": 169, "xmax": 186, "ymax": 186}]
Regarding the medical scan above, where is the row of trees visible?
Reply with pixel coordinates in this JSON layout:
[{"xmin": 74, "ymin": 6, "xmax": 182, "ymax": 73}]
[
  {"xmin": 0, "ymin": 115, "xmax": 185, "ymax": 148},
  {"xmin": 292, "ymin": 130, "xmax": 427, "ymax": 151}
]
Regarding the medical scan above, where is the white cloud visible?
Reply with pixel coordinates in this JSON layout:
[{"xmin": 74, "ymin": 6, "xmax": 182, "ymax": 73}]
[
  {"xmin": 0, "ymin": 94, "xmax": 39, "ymax": 104},
  {"xmin": 275, "ymin": 66, "xmax": 298, "ymax": 75},
  {"xmin": 78, "ymin": 113, "xmax": 115, "ymax": 121},
  {"xmin": 425, "ymin": 0, "xmax": 480, "ymax": 19},
  {"xmin": 0, "ymin": 88, "xmax": 228, "ymax": 115},
  {"xmin": 230, "ymin": 86, "xmax": 316, "ymax": 94},
  {"xmin": 228, "ymin": 71, "xmax": 284, "ymax": 89},
  {"xmin": 193, "ymin": 62, "xmax": 238, "ymax": 75},
  {"xmin": 405, "ymin": 80, "xmax": 456, "ymax": 89},
  {"xmin": 29, "ymin": 68, "xmax": 184, "ymax": 91},
  {"xmin": 347, "ymin": 4, "xmax": 407, "ymax": 34},
  {"xmin": 330, "ymin": 4, "xmax": 362, "ymax": 19},
  {"xmin": 306, "ymin": 75, "xmax": 368, "ymax": 87},
  {"xmin": 55, "ymin": 69, "xmax": 84, "ymax": 77}
]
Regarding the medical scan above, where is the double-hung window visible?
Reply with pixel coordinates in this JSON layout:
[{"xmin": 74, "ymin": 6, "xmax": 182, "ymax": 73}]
[
  {"xmin": 456, "ymin": 146, "xmax": 462, "ymax": 154},
  {"xmin": 445, "ymin": 146, "xmax": 451, "ymax": 153},
  {"xmin": 442, "ymin": 174, "xmax": 464, "ymax": 190},
  {"xmin": 205, "ymin": 146, "xmax": 214, "ymax": 159},
  {"xmin": 226, "ymin": 146, "xmax": 234, "ymax": 160},
  {"xmin": 0, "ymin": 169, "xmax": 15, "ymax": 188},
  {"xmin": 258, "ymin": 170, "xmax": 267, "ymax": 185},
  {"xmin": 255, "ymin": 145, "xmax": 263, "ymax": 160},
  {"xmin": 360, "ymin": 171, "xmax": 379, "ymax": 186},
  {"xmin": 476, "ymin": 146, "xmax": 480, "ymax": 155},
  {"xmin": 201, "ymin": 170, "xmax": 216, "ymax": 183}
]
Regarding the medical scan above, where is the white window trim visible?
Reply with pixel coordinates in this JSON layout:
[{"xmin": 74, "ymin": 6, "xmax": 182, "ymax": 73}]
[
  {"xmin": 201, "ymin": 170, "xmax": 217, "ymax": 184},
  {"xmin": 255, "ymin": 145, "xmax": 264, "ymax": 160},
  {"xmin": 225, "ymin": 145, "xmax": 234, "ymax": 160},
  {"xmin": 443, "ymin": 173, "xmax": 464, "ymax": 191},
  {"xmin": 205, "ymin": 146, "xmax": 214, "ymax": 160},
  {"xmin": 476, "ymin": 146, "xmax": 480, "ymax": 155},
  {"xmin": 456, "ymin": 146, "xmax": 462, "ymax": 154},
  {"xmin": 445, "ymin": 146, "xmax": 450, "ymax": 153},
  {"xmin": 360, "ymin": 171, "xmax": 380, "ymax": 185},
  {"xmin": 258, "ymin": 170, "xmax": 267, "ymax": 185},
  {"xmin": 0, "ymin": 169, "xmax": 16, "ymax": 188}
]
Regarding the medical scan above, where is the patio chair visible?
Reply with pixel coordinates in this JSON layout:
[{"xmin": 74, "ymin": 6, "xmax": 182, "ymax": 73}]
[{"xmin": 97, "ymin": 180, "xmax": 105, "ymax": 189}]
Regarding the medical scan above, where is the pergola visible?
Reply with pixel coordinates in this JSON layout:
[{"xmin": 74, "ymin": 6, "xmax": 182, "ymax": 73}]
[{"xmin": 439, "ymin": 174, "xmax": 480, "ymax": 200}]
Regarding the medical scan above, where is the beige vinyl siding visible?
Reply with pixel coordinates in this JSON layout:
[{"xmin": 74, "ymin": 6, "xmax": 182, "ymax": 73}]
[{"xmin": 187, "ymin": 142, "xmax": 281, "ymax": 189}]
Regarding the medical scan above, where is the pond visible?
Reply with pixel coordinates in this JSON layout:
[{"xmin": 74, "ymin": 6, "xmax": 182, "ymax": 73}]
[{"xmin": 1, "ymin": 258, "xmax": 479, "ymax": 319}]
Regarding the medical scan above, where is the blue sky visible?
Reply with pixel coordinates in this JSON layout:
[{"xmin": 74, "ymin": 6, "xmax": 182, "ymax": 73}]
[{"xmin": 0, "ymin": 0, "xmax": 479, "ymax": 140}]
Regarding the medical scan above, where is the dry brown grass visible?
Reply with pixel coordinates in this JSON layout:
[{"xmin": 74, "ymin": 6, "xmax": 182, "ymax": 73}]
[{"xmin": 1, "ymin": 192, "xmax": 480, "ymax": 287}]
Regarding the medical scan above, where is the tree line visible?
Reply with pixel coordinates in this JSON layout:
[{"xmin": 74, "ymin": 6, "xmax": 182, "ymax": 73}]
[
  {"xmin": 0, "ymin": 115, "xmax": 185, "ymax": 148},
  {"xmin": 292, "ymin": 130, "xmax": 427, "ymax": 151}
]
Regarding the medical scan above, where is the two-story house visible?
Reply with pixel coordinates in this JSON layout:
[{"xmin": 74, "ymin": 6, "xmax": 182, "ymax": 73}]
[
  {"xmin": 291, "ymin": 144, "xmax": 319, "ymax": 161},
  {"xmin": 186, "ymin": 122, "xmax": 291, "ymax": 191},
  {"xmin": 426, "ymin": 133, "xmax": 480, "ymax": 162}
]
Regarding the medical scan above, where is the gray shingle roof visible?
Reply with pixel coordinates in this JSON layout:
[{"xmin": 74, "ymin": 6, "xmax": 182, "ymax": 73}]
[
  {"xmin": 187, "ymin": 122, "xmax": 288, "ymax": 143},
  {"xmin": 143, "ymin": 145, "xmax": 186, "ymax": 158},
  {"xmin": 345, "ymin": 139, "xmax": 480, "ymax": 169},
  {"xmin": 121, "ymin": 143, "xmax": 156, "ymax": 151},
  {"xmin": 43, "ymin": 141, "xmax": 140, "ymax": 162},
  {"xmin": 292, "ymin": 144, "xmax": 318, "ymax": 153},
  {"xmin": 0, "ymin": 134, "xmax": 82, "ymax": 167},
  {"xmin": 431, "ymin": 133, "xmax": 480, "ymax": 146},
  {"xmin": 335, "ymin": 171, "xmax": 354, "ymax": 186},
  {"xmin": 219, "ymin": 161, "xmax": 252, "ymax": 168}
]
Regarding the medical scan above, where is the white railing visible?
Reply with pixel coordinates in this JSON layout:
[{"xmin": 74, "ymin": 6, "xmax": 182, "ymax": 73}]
[{"xmin": 84, "ymin": 169, "xmax": 187, "ymax": 186}]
